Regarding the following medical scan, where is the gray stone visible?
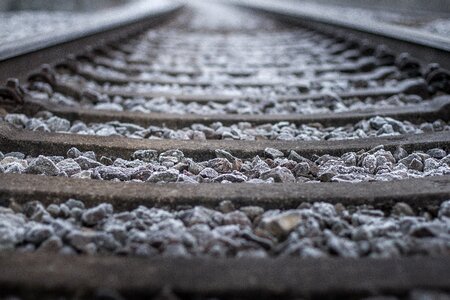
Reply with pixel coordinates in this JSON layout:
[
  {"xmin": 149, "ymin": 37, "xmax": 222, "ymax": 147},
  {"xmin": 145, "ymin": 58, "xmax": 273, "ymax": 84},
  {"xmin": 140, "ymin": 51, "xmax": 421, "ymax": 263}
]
[
  {"xmin": 187, "ymin": 160, "xmax": 205, "ymax": 175},
  {"xmin": 69, "ymin": 122, "xmax": 88, "ymax": 133},
  {"xmin": 394, "ymin": 147, "xmax": 408, "ymax": 161},
  {"xmin": 38, "ymin": 236, "xmax": 63, "ymax": 252},
  {"xmin": 5, "ymin": 114, "xmax": 29, "ymax": 127},
  {"xmin": 264, "ymin": 147, "xmax": 284, "ymax": 159},
  {"xmin": 424, "ymin": 158, "xmax": 440, "ymax": 172},
  {"xmin": 342, "ymin": 152, "xmax": 357, "ymax": 166},
  {"xmin": 427, "ymin": 148, "xmax": 447, "ymax": 159},
  {"xmin": 0, "ymin": 211, "xmax": 26, "ymax": 251},
  {"xmin": 0, "ymin": 156, "xmax": 27, "ymax": 168},
  {"xmin": 408, "ymin": 158, "xmax": 424, "ymax": 171},
  {"xmin": 369, "ymin": 116, "xmax": 387, "ymax": 130},
  {"xmin": 93, "ymin": 166, "xmax": 130, "ymax": 181},
  {"xmin": 438, "ymin": 200, "xmax": 450, "ymax": 218},
  {"xmin": 214, "ymin": 172, "xmax": 247, "ymax": 183},
  {"xmin": 199, "ymin": 167, "xmax": 219, "ymax": 179},
  {"xmin": 392, "ymin": 202, "xmax": 414, "ymax": 216},
  {"xmin": 46, "ymin": 204, "xmax": 60, "ymax": 217},
  {"xmin": 56, "ymin": 159, "xmax": 81, "ymax": 176},
  {"xmin": 82, "ymin": 151, "xmax": 97, "ymax": 161},
  {"xmin": 95, "ymin": 126, "xmax": 117, "ymax": 136},
  {"xmin": 204, "ymin": 158, "xmax": 233, "ymax": 173},
  {"xmin": 132, "ymin": 149, "xmax": 158, "ymax": 162},
  {"xmin": 410, "ymin": 224, "xmax": 441, "ymax": 238},
  {"xmin": 75, "ymin": 156, "xmax": 102, "ymax": 170},
  {"xmin": 46, "ymin": 116, "xmax": 71, "ymax": 132},
  {"xmin": 378, "ymin": 123, "xmax": 394, "ymax": 134},
  {"xmin": 260, "ymin": 167, "xmax": 295, "ymax": 183},
  {"xmin": 362, "ymin": 154, "xmax": 377, "ymax": 173},
  {"xmin": 100, "ymin": 156, "xmax": 114, "ymax": 166},
  {"xmin": 147, "ymin": 169, "xmax": 179, "ymax": 183},
  {"xmin": 47, "ymin": 156, "xmax": 65, "ymax": 164},
  {"xmin": 4, "ymin": 162, "xmax": 26, "ymax": 174},
  {"xmin": 293, "ymin": 162, "xmax": 310, "ymax": 177},
  {"xmin": 215, "ymin": 149, "xmax": 237, "ymax": 163},
  {"xmin": 65, "ymin": 199, "xmax": 85, "ymax": 210},
  {"xmin": 25, "ymin": 224, "xmax": 54, "ymax": 244},
  {"xmin": 26, "ymin": 118, "xmax": 46, "ymax": 131},
  {"xmin": 240, "ymin": 206, "xmax": 264, "ymax": 220},
  {"xmin": 26, "ymin": 156, "xmax": 60, "ymax": 176},
  {"xmin": 82, "ymin": 203, "xmax": 113, "ymax": 226},
  {"xmin": 67, "ymin": 147, "xmax": 82, "ymax": 159},
  {"xmin": 326, "ymin": 231, "xmax": 359, "ymax": 257},
  {"xmin": 261, "ymin": 211, "xmax": 302, "ymax": 238},
  {"xmin": 130, "ymin": 166, "xmax": 153, "ymax": 181},
  {"xmin": 4, "ymin": 152, "xmax": 25, "ymax": 159},
  {"xmin": 180, "ymin": 206, "xmax": 223, "ymax": 227},
  {"xmin": 218, "ymin": 200, "xmax": 235, "ymax": 213},
  {"xmin": 71, "ymin": 170, "xmax": 93, "ymax": 179},
  {"xmin": 223, "ymin": 211, "xmax": 251, "ymax": 226},
  {"xmin": 71, "ymin": 207, "xmax": 83, "ymax": 220},
  {"xmin": 58, "ymin": 204, "xmax": 71, "ymax": 219},
  {"xmin": 312, "ymin": 202, "xmax": 337, "ymax": 218},
  {"xmin": 113, "ymin": 158, "xmax": 144, "ymax": 168},
  {"xmin": 159, "ymin": 149, "xmax": 184, "ymax": 164},
  {"xmin": 66, "ymin": 231, "xmax": 98, "ymax": 253}
]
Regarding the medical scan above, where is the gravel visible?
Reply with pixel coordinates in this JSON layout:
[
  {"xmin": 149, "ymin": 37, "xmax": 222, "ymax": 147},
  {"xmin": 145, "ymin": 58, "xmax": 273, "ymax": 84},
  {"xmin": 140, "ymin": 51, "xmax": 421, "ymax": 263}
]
[
  {"xmin": 1, "ymin": 146, "xmax": 449, "ymax": 184},
  {"xmin": 3, "ymin": 112, "xmax": 448, "ymax": 141},
  {"xmin": 25, "ymin": 86, "xmax": 430, "ymax": 115},
  {"xmin": 0, "ymin": 199, "xmax": 449, "ymax": 259}
]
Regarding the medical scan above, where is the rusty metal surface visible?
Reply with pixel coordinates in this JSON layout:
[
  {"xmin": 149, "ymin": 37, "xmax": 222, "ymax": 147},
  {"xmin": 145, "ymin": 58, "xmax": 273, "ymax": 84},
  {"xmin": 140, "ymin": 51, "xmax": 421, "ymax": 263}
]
[{"xmin": 1, "ymin": 253, "xmax": 449, "ymax": 299}]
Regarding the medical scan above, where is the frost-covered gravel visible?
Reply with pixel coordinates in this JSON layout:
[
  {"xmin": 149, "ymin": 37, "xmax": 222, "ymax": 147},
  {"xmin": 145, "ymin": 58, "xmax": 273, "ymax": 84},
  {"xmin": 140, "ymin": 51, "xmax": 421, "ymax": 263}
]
[
  {"xmin": 3, "ymin": 112, "xmax": 449, "ymax": 141},
  {"xmin": 27, "ymin": 86, "xmax": 426, "ymax": 115},
  {"xmin": 60, "ymin": 64, "xmax": 405, "ymax": 94},
  {"xmin": 1, "ymin": 146, "xmax": 449, "ymax": 183},
  {"xmin": 1, "ymin": 198, "xmax": 450, "ymax": 258}
]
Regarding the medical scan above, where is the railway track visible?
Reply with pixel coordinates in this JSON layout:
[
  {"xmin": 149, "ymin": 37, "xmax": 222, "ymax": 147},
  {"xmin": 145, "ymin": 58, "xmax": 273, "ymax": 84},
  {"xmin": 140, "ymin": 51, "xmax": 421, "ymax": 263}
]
[{"xmin": 0, "ymin": 1, "xmax": 449, "ymax": 299}]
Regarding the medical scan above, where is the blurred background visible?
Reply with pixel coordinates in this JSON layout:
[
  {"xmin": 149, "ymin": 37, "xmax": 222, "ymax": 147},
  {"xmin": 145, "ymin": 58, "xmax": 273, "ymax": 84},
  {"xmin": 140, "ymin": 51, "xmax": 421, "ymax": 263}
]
[
  {"xmin": 0, "ymin": 0, "xmax": 130, "ymax": 11},
  {"xmin": 0, "ymin": 0, "xmax": 448, "ymax": 14}
]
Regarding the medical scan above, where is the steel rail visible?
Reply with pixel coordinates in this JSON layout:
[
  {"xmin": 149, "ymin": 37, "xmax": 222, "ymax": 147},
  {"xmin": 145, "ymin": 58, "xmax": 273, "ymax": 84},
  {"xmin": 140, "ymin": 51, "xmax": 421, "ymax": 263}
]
[
  {"xmin": 1, "ymin": 253, "xmax": 449, "ymax": 299},
  {"xmin": 1, "ymin": 123, "xmax": 449, "ymax": 160}
]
